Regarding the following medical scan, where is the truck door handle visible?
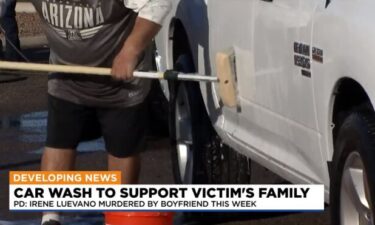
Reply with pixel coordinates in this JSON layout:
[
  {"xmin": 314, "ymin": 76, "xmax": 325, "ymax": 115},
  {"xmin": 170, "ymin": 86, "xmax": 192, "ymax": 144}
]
[{"xmin": 260, "ymin": 0, "xmax": 273, "ymax": 2}]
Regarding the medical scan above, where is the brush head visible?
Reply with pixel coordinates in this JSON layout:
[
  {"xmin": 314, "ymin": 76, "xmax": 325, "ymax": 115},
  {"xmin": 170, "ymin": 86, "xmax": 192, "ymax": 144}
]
[{"xmin": 216, "ymin": 51, "xmax": 238, "ymax": 108}]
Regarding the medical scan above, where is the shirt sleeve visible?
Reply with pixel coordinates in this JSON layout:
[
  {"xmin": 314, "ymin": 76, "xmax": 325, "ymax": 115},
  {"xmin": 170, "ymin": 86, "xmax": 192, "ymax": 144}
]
[{"xmin": 124, "ymin": 0, "xmax": 172, "ymax": 25}]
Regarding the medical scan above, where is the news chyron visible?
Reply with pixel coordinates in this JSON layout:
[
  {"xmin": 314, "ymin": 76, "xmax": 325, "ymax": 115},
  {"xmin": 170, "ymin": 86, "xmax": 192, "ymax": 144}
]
[{"xmin": 9, "ymin": 171, "xmax": 324, "ymax": 212}]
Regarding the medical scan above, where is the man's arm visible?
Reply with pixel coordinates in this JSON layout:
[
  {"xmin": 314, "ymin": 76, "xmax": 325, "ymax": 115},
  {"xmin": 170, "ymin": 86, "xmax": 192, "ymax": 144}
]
[
  {"xmin": 111, "ymin": 18, "xmax": 161, "ymax": 80},
  {"xmin": 111, "ymin": 0, "xmax": 172, "ymax": 80}
]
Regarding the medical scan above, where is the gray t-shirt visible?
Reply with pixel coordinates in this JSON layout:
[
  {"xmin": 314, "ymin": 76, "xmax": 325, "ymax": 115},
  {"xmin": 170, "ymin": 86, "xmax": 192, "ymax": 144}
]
[{"xmin": 30, "ymin": 0, "xmax": 153, "ymax": 108}]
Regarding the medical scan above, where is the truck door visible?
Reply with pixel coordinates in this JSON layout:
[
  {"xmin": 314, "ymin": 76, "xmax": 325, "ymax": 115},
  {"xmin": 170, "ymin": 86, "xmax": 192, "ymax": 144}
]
[
  {"xmin": 207, "ymin": 0, "xmax": 255, "ymax": 135},
  {"xmin": 233, "ymin": 0, "xmax": 326, "ymax": 183}
]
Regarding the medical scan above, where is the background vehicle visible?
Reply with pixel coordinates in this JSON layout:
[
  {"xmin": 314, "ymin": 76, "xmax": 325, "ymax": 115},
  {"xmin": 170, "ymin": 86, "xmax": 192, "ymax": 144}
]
[{"xmin": 154, "ymin": 0, "xmax": 375, "ymax": 224}]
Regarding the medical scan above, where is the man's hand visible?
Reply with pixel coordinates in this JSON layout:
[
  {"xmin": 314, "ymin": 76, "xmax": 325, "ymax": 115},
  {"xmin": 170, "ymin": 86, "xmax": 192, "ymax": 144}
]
[
  {"xmin": 111, "ymin": 17, "xmax": 161, "ymax": 80},
  {"xmin": 111, "ymin": 47, "xmax": 141, "ymax": 80}
]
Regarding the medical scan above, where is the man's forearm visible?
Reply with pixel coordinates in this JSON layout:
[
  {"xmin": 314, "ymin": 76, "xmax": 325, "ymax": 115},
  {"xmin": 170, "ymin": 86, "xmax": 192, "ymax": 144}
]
[
  {"xmin": 111, "ymin": 0, "xmax": 171, "ymax": 79},
  {"xmin": 121, "ymin": 17, "xmax": 161, "ymax": 56}
]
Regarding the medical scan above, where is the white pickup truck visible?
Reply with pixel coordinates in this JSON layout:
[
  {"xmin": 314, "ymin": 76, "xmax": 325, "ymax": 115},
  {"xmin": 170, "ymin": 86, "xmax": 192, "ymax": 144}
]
[{"xmin": 154, "ymin": 0, "xmax": 374, "ymax": 224}]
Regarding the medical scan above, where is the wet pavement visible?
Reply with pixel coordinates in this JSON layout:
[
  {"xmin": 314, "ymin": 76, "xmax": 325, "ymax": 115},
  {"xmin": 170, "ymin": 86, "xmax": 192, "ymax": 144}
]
[{"xmin": 0, "ymin": 48, "xmax": 330, "ymax": 225}]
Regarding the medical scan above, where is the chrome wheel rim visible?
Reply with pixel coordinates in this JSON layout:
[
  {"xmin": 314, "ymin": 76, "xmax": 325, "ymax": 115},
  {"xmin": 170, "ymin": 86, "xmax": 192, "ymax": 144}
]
[
  {"xmin": 340, "ymin": 152, "xmax": 373, "ymax": 225},
  {"xmin": 175, "ymin": 84, "xmax": 194, "ymax": 184}
]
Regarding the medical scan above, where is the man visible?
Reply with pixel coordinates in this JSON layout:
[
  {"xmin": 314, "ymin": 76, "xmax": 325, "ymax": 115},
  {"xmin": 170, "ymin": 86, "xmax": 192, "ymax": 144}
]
[{"xmin": 0, "ymin": 0, "xmax": 171, "ymax": 224}]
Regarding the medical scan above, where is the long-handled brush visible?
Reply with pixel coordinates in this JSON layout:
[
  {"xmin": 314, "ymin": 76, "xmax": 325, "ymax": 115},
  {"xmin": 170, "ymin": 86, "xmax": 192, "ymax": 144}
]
[{"xmin": 0, "ymin": 52, "xmax": 238, "ymax": 107}]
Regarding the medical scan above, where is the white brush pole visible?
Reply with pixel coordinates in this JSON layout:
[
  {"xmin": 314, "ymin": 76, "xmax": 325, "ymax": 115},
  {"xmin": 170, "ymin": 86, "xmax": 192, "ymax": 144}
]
[{"xmin": 0, "ymin": 61, "xmax": 218, "ymax": 82}]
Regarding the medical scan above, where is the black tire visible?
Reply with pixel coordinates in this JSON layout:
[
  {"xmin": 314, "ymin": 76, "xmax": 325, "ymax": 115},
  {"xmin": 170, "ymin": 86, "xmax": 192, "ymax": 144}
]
[
  {"xmin": 330, "ymin": 109, "xmax": 375, "ymax": 225},
  {"xmin": 147, "ymin": 80, "xmax": 169, "ymax": 138},
  {"xmin": 146, "ymin": 42, "xmax": 169, "ymax": 138},
  {"xmin": 169, "ymin": 54, "xmax": 251, "ymax": 185}
]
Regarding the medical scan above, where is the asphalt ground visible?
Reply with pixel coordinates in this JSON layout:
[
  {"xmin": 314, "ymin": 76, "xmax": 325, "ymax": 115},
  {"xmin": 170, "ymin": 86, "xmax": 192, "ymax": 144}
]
[{"xmin": 0, "ymin": 45, "xmax": 332, "ymax": 225}]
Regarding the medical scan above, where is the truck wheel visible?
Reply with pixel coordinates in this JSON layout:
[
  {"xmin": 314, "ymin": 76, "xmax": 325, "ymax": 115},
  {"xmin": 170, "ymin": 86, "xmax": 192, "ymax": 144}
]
[
  {"xmin": 147, "ymin": 81, "xmax": 169, "ymax": 137},
  {"xmin": 331, "ymin": 110, "xmax": 375, "ymax": 225},
  {"xmin": 169, "ymin": 55, "xmax": 251, "ymax": 185}
]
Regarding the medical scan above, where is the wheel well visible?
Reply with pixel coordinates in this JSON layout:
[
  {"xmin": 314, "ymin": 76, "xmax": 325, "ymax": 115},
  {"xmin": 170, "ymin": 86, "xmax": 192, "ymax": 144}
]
[
  {"xmin": 168, "ymin": 18, "xmax": 213, "ymax": 128},
  {"xmin": 332, "ymin": 78, "xmax": 372, "ymax": 139},
  {"xmin": 169, "ymin": 19, "xmax": 195, "ymax": 71}
]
